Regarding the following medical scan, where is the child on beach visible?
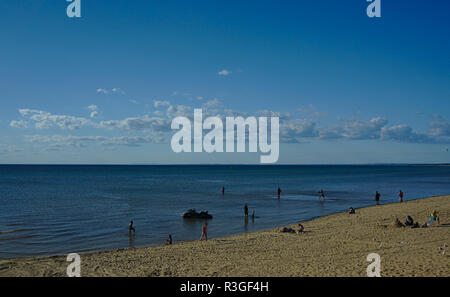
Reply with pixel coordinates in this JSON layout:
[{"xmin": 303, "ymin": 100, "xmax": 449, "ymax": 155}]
[
  {"xmin": 166, "ymin": 234, "xmax": 172, "ymax": 245},
  {"xmin": 399, "ymin": 190, "xmax": 404, "ymax": 203},
  {"xmin": 200, "ymin": 222, "xmax": 208, "ymax": 241}
]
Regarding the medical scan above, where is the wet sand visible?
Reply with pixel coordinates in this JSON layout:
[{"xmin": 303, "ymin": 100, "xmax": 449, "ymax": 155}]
[{"xmin": 0, "ymin": 195, "xmax": 448, "ymax": 277}]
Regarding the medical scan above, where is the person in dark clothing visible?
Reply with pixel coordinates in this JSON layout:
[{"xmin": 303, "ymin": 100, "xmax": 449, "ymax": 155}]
[
  {"xmin": 375, "ymin": 191, "xmax": 381, "ymax": 205},
  {"xmin": 129, "ymin": 221, "xmax": 135, "ymax": 233},
  {"xmin": 318, "ymin": 189, "xmax": 326, "ymax": 200},
  {"xmin": 244, "ymin": 203, "xmax": 248, "ymax": 217},
  {"xmin": 404, "ymin": 216, "xmax": 414, "ymax": 226},
  {"xmin": 277, "ymin": 187, "xmax": 282, "ymax": 199}
]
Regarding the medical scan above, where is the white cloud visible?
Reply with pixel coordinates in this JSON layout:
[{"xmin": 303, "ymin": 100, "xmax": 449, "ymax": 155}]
[
  {"xmin": 96, "ymin": 88, "xmax": 109, "ymax": 94},
  {"xmin": 18, "ymin": 109, "xmax": 95, "ymax": 130},
  {"xmin": 429, "ymin": 121, "xmax": 450, "ymax": 137},
  {"xmin": 381, "ymin": 125, "xmax": 433, "ymax": 143},
  {"xmin": 0, "ymin": 145, "xmax": 23, "ymax": 154},
  {"xmin": 202, "ymin": 98, "xmax": 223, "ymax": 109},
  {"xmin": 10, "ymin": 120, "xmax": 28, "ymax": 129},
  {"xmin": 166, "ymin": 105, "xmax": 193, "ymax": 119},
  {"xmin": 280, "ymin": 119, "xmax": 318, "ymax": 142},
  {"xmin": 256, "ymin": 110, "xmax": 291, "ymax": 121},
  {"xmin": 11, "ymin": 104, "xmax": 450, "ymax": 147},
  {"xmin": 218, "ymin": 70, "xmax": 232, "ymax": 76},
  {"xmin": 88, "ymin": 105, "xmax": 98, "ymax": 111},
  {"xmin": 154, "ymin": 100, "xmax": 170, "ymax": 108},
  {"xmin": 25, "ymin": 134, "xmax": 161, "ymax": 149},
  {"xmin": 100, "ymin": 115, "xmax": 169, "ymax": 132}
]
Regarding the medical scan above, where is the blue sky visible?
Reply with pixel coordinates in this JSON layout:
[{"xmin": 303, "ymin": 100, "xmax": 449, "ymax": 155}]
[{"xmin": 0, "ymin": 0, "xmax": 449, "ymax": 164}]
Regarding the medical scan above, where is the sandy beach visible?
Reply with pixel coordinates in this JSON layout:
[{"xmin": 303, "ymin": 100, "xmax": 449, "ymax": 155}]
[{"xmin": 0, "ymin": 195, "xmax": 448, "ymax": 277}]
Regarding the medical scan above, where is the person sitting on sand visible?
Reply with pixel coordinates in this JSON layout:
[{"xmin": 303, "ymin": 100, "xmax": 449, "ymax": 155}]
[
  {"xmin": 200, "ymin": 222, "xmax": 208, "ymax": 241},
  {"xmin": 404, "ymin": 216, "xmax": 414, "ymax": 226},
  {"xmin": 394, "ymin": 218, "xmax": 404, "ymax": 228},
  {"xmin": 349, "ymin": 207, "xmax": 356, "ymax": 214},
  {"xmin": 166, "ymin": 234, "xmax": 172, "ymax": 245},
  {"xmin": 280, "ymin": 227, "xmax": 294, "ymax": 233},
  {"xmin": 296, "ymin": 223, "xmax": 304, "ymax": 234},
  {"xmin": 129, "ymin": 221, "xmax": 136, "ymax": 233},
  {"xmin": 424, "ymin": 210, "xmax": 440, "ymax": 227}
]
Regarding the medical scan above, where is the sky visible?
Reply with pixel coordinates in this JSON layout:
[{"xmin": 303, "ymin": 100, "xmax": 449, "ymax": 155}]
[{"xmin": 0, "ymin": 0, "xmax": 449, "ymax": 164}]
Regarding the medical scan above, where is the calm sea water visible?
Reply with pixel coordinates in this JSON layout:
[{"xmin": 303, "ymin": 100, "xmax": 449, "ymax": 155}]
[{"xmin": 0, "ymin": 165, "xmax": 449, "ymax": 259}]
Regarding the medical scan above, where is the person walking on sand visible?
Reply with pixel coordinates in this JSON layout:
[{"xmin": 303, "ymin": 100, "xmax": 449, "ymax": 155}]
[
  {"xmin": 129, "ymin": 220, "xmax": 135, "ymax": 233},
  {"xmin": 166, "ymin": 234, "xmax": 173, "ymax": 245},
  {"xmin": 375, "ymin": 191, "xmax": 381, "ymax": 205},
  {"xmin": 244, "ymin": 203, "xmax": 249, "ymax": 217},
  {"xmin": 399, "ymin": 190, "xmax": 404, "ymax": 203},
  {"xmin": 277, "ymin": 187, "xmax": 282, "ymax": 199},
  {"xmin": 200, "ymin": 222, "xmax": 208, "ymax": 241}
]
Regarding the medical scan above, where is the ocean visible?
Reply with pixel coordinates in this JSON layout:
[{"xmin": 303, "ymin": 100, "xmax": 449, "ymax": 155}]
[{"xmin": 0, "ymin": 165, "xmax": 449, "ymax": 259}]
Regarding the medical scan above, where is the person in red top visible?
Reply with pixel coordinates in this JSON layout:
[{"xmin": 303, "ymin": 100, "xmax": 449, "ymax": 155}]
[
  {"xmin": 399, "ymin": 190, "xmax": 404, "ymax": 203},
  {"xmin": 200, "ymin": 222, "xmax": 208, "ymax": 241}
]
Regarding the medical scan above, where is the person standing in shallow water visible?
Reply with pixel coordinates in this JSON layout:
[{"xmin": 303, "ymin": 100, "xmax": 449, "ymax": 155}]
[
  {"xmin": 399, "ymin": 190, "xmax": 404, "ymax": 203},
  {"xmin": 375, "ymin": 191, "xmax": 381, "ymax": 205},
  {"xmin": 277, "ymin": 187, "xmax": 282, "ymax": 199},
  {"xmin": 222, "ymin": 186, "xmax": 225, "ymax": 195},
  {"xmin": 200, "ymin": 222, "xmax": 208, "ymax": 241},
  {"xmin": 319, "ymin": 189, "xmax": 326, "ymax": 200},
  {"xmin": 129, "ymin": 221, "xmax": 135, "ymax": 233},
  {"xmin": 244, "ymin": 203, "xmax": 248, "ymax": 217}
]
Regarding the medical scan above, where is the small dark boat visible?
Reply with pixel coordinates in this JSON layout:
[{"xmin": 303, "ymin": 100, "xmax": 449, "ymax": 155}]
[{"xmin": 183, "ymin": 209, "xmax": 213, "ymax": 219}]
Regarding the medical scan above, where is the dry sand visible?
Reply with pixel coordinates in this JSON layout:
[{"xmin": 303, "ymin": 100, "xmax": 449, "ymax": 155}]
[{"xmin": 1, "ymin": 195, "xmax": 448, "ymax": 277}]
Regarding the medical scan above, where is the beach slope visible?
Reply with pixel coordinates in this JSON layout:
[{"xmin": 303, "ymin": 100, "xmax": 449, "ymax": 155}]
[{"xmin": 1, "ymin": 195, "xmax": 448, "ymax": 277}]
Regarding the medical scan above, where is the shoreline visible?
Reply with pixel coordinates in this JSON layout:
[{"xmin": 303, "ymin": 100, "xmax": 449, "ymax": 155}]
[{"xmin": 1, "ymin": 195, "xmax": 448, "ymax": 277}]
